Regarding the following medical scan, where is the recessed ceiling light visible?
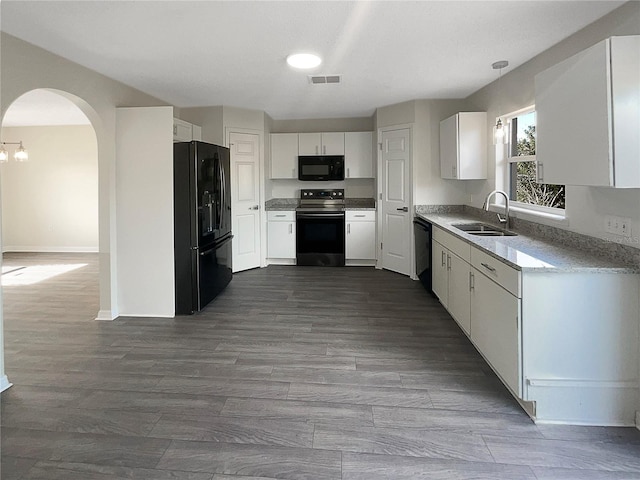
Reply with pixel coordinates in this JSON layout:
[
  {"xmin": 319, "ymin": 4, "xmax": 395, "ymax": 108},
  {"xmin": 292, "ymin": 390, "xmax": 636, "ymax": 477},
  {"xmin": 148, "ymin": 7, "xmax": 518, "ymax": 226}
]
[{"xmin": 286, "ymin": 53, "xmax": 322, "ymax": 69}]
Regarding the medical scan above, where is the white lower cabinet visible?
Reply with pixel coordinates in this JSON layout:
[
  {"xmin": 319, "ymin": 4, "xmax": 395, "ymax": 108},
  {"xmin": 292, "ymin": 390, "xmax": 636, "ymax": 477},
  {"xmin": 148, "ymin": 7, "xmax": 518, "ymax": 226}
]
[
  {"xmin": 432, "ymin": 225, "xmax": 639, "ymax": 425},
  {"xmin": 432, "ymin": 228, "xmax": 471, "ymax": 335},
  {"xmin": 470, "ymin": 263, "xmax": 521, "ymax": 396},
  {"xmin": 267, "ymin": 211, "xmax": 296, "ymax": 262},
  {"xmin": 345, "ymin": 211, "xmax": 376, "ymax": 263}
]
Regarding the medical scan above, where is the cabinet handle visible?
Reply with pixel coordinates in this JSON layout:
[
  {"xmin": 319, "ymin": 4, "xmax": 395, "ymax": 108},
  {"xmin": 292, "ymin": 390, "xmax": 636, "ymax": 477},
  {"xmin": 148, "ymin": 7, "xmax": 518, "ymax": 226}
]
[
  {"xmin": 173, "ymin": 125, "xmax": 177, "ymax": 135},
  {"xmin": 289, "ymin": 224, "xmax": 292, "ymax": 234},
  {"xmin": 537, "ymin": 162, "xmax": 544, "ymax": 182},
  {"xmin": 315, "ymin": 145, "xmax": 319, "ymax": 155},
  {"xmin": 447, "ymin": 254, "xmax": 451, "ymax": 271},
  {"xmin": 292, "ymin": 168, "xmax": 296, "ymax": 178},
  {"xmin": 355, "ymin": 214, "xmax": 365, "ymax": 218},
  {"xmin": 275, "ymin": 214, "xmax": 286, "ymax": 217},
  {"xmin": 469, "ymin": 271, "xmax": 474, "ymax": 291},
  {"xmin": 441, "ymin": 251, "xmax": 446, "ymax": 267},
  {"xmin": 481, "ymin": 262, "xmax": 496, "ymax": 273},
  {"xmin": 452, "ymin": 165, "xmax": 457, "ymax": 178},
  {"xmin": 323, "ymin": 145, "xmax": 326, "ymax": 155},
  {"xmin": 347, "ymin": 168, "xmax": 350, "ymax": 178},
  {"xmin": 347, "ymin": 224, "xmax": 351, "ymax": 234}
]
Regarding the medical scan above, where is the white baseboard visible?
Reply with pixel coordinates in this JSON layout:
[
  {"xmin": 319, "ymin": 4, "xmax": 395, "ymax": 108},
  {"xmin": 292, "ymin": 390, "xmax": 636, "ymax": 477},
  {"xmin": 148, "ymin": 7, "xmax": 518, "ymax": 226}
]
[
  {"xmin": 3, "ymin": 246, "xmax": 99, "ymax": 253},
  {"xmin": 95, "ymin": 309, "xmax": 117, "ymax": 321},
  {"xmin": 0, "ymin": 375, "xmax": 13, "ymax": 393}
]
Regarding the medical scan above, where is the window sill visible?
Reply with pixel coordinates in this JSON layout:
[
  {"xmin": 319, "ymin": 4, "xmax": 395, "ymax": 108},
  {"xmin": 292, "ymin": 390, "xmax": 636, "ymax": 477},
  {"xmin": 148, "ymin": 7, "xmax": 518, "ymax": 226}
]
[{"xmin": 487, "ymin": 203, "xmax": 569, "ymax": 227}]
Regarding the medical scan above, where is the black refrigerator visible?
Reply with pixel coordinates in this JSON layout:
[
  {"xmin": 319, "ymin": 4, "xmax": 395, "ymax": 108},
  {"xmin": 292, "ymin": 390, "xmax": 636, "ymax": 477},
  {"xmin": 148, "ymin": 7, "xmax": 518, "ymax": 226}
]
[{"xmin": 174, "ymin": 141, "xmax": 233, "ymax": 315}]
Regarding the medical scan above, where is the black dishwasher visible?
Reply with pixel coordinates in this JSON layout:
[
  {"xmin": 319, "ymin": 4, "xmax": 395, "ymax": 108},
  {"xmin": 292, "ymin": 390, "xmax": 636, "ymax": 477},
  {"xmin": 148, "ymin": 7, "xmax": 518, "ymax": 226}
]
[{"xmin": 413, "ymin": 217, "xmax": 434, "ymax": 295}]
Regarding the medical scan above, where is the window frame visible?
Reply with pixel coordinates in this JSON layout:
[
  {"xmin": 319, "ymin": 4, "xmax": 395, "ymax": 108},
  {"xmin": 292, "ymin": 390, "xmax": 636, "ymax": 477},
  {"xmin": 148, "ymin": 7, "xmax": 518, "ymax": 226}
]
[{"xmin": 503, "ymin": 106, "xmax": 566, "ymax": 218}]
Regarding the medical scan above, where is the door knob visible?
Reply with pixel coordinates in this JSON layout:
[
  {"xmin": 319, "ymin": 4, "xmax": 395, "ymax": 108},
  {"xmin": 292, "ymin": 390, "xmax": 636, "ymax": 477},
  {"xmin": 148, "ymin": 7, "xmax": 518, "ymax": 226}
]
[
  {"xmin": 249, "ymin": 205, "xmax": 259, "ymax": 210},
  {"xmin": 396, "ymin": 206, "xmax": 408, "ymax": 212}
]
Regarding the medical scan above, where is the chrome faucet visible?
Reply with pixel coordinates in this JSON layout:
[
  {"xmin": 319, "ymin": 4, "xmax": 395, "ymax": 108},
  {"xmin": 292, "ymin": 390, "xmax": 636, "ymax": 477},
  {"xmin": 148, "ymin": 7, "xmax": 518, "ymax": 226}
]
[{"xmin": 483, "ymin": 189, "xmax": 510, "ymax": 229}]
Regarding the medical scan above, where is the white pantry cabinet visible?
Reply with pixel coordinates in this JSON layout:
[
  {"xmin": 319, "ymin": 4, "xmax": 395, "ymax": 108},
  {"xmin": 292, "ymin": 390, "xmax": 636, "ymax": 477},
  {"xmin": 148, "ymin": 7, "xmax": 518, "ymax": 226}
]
[
  {"xmin": 345, "ymin": 210, "xmax": 376, "ymax": 263},
  {"xmin": 535, "ymin": 35, "xmax": 640, "ymax": 187},
  {"xmin": 299, "ymin": 132, "xmax": 345, "ymax": 155},
  {"xmin": 267, "ymin": 211, "xmax": 296, "ymax": 262},
  {"xmin": 432, "ymin": 227, "xmax": 471, "ymax": 335},
  {"xmin": 173, "ymin": 118, "xmax": 201, "ymax": 142},
  {"xmin": 439, "ymin": 112, "xmax": 487, "ymax": 180},
  {"xmin": 345, "ymin": 132, "xmax": 374, "ymax": 178},
  {"xmin": 270, "ymin": 133, "xmax": 299, "ymax": 179}
]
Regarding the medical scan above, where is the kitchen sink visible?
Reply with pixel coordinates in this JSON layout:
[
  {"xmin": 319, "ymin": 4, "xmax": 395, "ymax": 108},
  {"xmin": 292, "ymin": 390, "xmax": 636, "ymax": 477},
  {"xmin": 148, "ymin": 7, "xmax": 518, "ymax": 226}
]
[{"xmin": 452, "ymin": 223, "xmax": 517, "ymax": 237}]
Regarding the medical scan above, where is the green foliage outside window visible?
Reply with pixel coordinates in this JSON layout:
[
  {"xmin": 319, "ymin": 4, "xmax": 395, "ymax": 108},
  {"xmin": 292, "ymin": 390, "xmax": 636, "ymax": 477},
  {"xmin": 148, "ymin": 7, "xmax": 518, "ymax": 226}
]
[{"xmin": 513, "ymin": 125, "xmax": 565, "ymax": 209}]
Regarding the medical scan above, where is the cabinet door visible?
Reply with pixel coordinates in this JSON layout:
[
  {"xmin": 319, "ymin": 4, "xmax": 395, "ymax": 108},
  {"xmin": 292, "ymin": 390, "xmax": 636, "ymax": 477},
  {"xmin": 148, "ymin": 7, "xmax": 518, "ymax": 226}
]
[
  {"xmin": 345, "ymin": 132, "xmax": 373, "ymax": 178},
  {"xmin": 346, "ymin": 221, "xmax": 376, "ymax": 259},
  {"xmin": 267, "ymin": 221, "xmax": 296, "ymax": 258},
  {"xmin": 448, "ymin": 252, "xmax": 471, "ymax": 335},
  {"xmin": 431, "ymin": 240, "xmax": 448, "ymax": 306},
  {"xmin": 270, "ymin": 133, "xmax": 299, "ymax": 179},
  {"xmin": 457, "ymin": 112, "xmax": 487, "ymax": 179},
  {"xmin": 321, "ymin": 132, "xmax": 345, "ymax": 155},
  {"xmin": 535, "ymin": 39, "xmax": 612, "ymax": 187},
  {"xmin": 471, "ymin": 268, "xmax": 521, "ymax": 395},
  {"xmin": 173, "ymin": 118, "xmax": 192, "ymax": 142},
  {"xmin": 298, "ymin": 133, "xmax": 322, "ymax": 155},
  {"xmin": 439, "ymin": 114, "xmax": 458, "ymax": 179}
]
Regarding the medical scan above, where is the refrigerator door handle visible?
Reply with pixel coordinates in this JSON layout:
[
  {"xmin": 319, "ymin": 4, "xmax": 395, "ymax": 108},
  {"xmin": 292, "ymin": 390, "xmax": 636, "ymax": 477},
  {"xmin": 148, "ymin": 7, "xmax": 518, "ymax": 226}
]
[
  {"xmin": 218, "ymin": 159, "xmax": 225, "ymax": 232},
  {"xmin": 199, "ymin": 234, "xmax": 234, "ymax": 256}
]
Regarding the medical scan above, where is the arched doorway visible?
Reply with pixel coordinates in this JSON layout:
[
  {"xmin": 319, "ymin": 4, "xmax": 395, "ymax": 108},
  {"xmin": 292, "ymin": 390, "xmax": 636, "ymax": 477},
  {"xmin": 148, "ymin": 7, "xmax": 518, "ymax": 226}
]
[{"xmin": 0, "ymin": 88, "xmax": 104, "ymax": 392}]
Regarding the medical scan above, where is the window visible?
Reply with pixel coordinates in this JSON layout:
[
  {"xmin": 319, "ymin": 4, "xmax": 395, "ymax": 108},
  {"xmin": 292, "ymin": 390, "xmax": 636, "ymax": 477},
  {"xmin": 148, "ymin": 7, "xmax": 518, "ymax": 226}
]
[{"xmin": 506, "ymin": 108, "xmax": 565, "ymax": 212}]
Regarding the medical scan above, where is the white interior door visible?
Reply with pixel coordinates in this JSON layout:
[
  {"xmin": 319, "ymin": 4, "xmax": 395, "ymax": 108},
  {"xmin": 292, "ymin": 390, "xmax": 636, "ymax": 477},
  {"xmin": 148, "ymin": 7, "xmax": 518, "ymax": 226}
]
[
  {"xmin": 230, "ymin": 131, "xmax": 261, "ymax": 272},
  {"xmin": 380, "ymin": 128, "xmax": 411, "ymax": 276}
]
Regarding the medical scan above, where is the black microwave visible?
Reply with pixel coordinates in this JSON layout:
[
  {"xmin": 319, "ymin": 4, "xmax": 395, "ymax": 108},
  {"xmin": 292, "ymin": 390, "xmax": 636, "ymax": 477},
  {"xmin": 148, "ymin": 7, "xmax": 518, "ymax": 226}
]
[{"xmin": 298, "ymin": 155, "xmax": 345, "ymax": 181}]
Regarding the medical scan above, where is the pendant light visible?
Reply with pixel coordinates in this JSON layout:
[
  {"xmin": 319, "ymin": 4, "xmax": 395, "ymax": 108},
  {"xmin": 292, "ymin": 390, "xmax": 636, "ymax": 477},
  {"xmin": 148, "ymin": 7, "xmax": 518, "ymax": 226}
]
[
  {"xmin": 0, "ymin": 141, "xmax": 29, "ymax": 163},
  {"xmin": 492, "ymin": 60, "xmax": 509, "ymax": 145}
]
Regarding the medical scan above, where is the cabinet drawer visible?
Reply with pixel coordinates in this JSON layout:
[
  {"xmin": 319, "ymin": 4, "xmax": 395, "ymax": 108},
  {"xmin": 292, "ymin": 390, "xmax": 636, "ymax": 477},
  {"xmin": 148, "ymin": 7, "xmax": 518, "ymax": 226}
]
[
  {"xmin": 268, "ymin": 211, "xmax": 296, "ymax": 221},
  {"xmin": 471, "ymin": 246, "xmax": 521, "ymax": 297},
  {"xmin": 346, "ymin": 210, "xmax": 375, "ymax": 222},
  {"xmin": 433, "ymin": 227, "xmax": 470, "ymax": 262}
]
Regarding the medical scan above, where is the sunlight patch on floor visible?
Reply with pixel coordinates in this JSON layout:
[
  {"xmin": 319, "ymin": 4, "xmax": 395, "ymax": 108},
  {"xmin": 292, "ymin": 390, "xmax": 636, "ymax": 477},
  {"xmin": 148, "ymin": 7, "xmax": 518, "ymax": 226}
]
[{"xmin": 1, "ymin": 263, "xmax": 87, "ymax": 286}]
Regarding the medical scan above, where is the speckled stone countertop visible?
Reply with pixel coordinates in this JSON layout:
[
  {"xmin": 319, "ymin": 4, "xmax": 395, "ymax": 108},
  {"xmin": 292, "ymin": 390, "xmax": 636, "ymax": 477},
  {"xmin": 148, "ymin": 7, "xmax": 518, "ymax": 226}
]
[
  {"xmin": 265, "ymin": 198, "xmax": 376, "ymax": 211},
  {"xmin": 417, "ymin": 209, "xmax": 639, "ymax": 274}
]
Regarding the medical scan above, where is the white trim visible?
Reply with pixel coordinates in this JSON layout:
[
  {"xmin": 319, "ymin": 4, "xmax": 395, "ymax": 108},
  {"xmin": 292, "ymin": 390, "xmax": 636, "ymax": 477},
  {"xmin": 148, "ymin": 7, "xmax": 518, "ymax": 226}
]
[
  {"xmin": 527, "ymin": 378, "xmax": 636, "ymax": 389},
  {"xmin": 3, "ymin": 246, "xmax": 98, "ymax": 253},
  {"xmin": 115, "ymin": 313, "xmax": 175, "ymax": 319},
  {"xmin": 95, "ymin": 309, "xmax": 117, "ymax": 321},
  {"xmin": 0, "ymin": 375, "xmax": 13, "ymax": 393}
]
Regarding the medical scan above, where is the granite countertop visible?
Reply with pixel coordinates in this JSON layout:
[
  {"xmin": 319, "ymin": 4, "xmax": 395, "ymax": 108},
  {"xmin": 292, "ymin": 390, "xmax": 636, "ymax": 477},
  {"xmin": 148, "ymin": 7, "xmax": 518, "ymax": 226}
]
[
  {"xmin": 265, "ymin": 198, "xmax": 376, "ymax": 211},
  {"xmin": 418, "ymin": 211, "xmax": 639, "ymax": 274}
]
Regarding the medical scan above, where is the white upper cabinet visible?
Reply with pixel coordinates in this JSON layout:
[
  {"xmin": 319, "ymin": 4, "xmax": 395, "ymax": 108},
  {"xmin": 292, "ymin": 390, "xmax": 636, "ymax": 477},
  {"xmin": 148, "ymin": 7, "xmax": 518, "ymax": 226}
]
[
  {"xmin": 439, "ymin": 112, "xmax": 487, "ymax": 180},
  {"xmin": 173, "ymin": 118, "xmax": 201, "ymax": 142},
  {"xmin": 299, "ymin": 132, "xmax": 345, "ymax": 155},
  {"xmin": 535, "ymin": 35, "xmax": 640, "ymax": 187},
  {"xmin": 345, "ymin": 132, "xmax": 374, "ymax": 178},
  {"xmin": 270, "ymin": 133, "xmax": 299, "ymax": 179}
]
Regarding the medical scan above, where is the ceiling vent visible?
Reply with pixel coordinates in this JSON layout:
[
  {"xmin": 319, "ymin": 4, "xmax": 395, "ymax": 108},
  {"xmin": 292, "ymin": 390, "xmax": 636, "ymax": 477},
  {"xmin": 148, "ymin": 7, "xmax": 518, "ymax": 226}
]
[{"xmin": 308, "ymin": 75, "xmax": 342, "ymax": 85}]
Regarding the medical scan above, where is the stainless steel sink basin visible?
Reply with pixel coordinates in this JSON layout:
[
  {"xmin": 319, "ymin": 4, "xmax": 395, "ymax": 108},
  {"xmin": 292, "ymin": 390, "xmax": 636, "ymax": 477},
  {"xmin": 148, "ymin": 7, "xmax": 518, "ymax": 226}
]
[{"xmin": 452, "ymin": 223, "xmax": 517, "ymax": 237}]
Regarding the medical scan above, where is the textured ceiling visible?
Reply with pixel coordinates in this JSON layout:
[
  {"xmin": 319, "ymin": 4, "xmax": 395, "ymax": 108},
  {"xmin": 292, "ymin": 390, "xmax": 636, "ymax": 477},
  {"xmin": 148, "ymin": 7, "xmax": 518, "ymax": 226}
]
[{"xmin": 0, "ymin": 0, "xmax": 625, "ymax": 123}]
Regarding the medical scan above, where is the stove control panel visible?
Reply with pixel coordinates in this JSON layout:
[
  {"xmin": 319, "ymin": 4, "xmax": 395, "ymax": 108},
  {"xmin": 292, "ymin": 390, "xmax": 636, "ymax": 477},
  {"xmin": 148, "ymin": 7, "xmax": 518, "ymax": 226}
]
[{"xmin": 301, "ymin": 189, "xmax": 344, "ymax": 199}]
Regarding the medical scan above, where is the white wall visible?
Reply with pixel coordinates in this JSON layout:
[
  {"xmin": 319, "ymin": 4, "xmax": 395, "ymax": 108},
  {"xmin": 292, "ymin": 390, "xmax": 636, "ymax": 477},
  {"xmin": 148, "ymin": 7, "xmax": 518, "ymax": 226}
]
[
  {"xmin": 1, "ymin": 125, "xmax": 98, "ymax": 252},
  {"xmin": 1, "ymin": 32, "xmax": 168, "ymax": 321},
  {"xmin": 465, "ymin": 2, "xmax": 640, "ymax": 250},
  {"xmin": 115, "ymin": 107, "xmax": 175, "ymax": 317}
]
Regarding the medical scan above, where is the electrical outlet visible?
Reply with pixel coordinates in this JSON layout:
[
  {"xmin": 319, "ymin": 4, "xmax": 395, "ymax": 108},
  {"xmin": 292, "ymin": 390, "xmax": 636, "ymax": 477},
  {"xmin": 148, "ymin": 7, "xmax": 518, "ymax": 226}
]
[
  {"xmin": 605, "ymin": 215, "xmax": 616, "ymax": 234},
  {"xmin": 621, "ymin": 217, "xmax": 631, "ymax": 237},
  {"xmin": 613, "ymin": 216, "xmax": 622, "ymax": 235}
]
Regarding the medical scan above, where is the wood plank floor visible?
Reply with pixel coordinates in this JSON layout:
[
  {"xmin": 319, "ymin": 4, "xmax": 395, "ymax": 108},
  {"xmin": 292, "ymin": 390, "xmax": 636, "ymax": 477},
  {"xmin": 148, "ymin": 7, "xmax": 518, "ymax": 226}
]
[{"xmin": 2, "ymin": 252, "xmax": 640, "ymax": 479}]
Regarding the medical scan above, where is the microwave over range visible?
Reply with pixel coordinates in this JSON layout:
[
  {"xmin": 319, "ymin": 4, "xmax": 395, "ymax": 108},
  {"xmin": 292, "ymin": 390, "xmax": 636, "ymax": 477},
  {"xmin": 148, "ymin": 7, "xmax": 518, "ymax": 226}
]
[{"xmin": 298, "ymin": 155, "xmax": 345, "ymax": 181}]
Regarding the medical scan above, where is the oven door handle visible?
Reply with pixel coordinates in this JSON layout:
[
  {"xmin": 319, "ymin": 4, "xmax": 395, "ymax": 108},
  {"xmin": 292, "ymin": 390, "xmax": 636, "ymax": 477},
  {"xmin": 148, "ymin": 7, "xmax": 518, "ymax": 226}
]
[{"xmin": 297, "ymin": 213, "xmax": 345, "ymax": 219}]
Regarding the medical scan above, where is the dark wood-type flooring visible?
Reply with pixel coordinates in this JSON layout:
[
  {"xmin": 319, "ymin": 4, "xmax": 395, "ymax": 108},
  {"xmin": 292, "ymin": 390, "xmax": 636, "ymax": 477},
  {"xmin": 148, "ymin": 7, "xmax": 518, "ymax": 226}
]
[{"xmin": 2, "ymin": 252, "xmax": 640, "ymax": 479}]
